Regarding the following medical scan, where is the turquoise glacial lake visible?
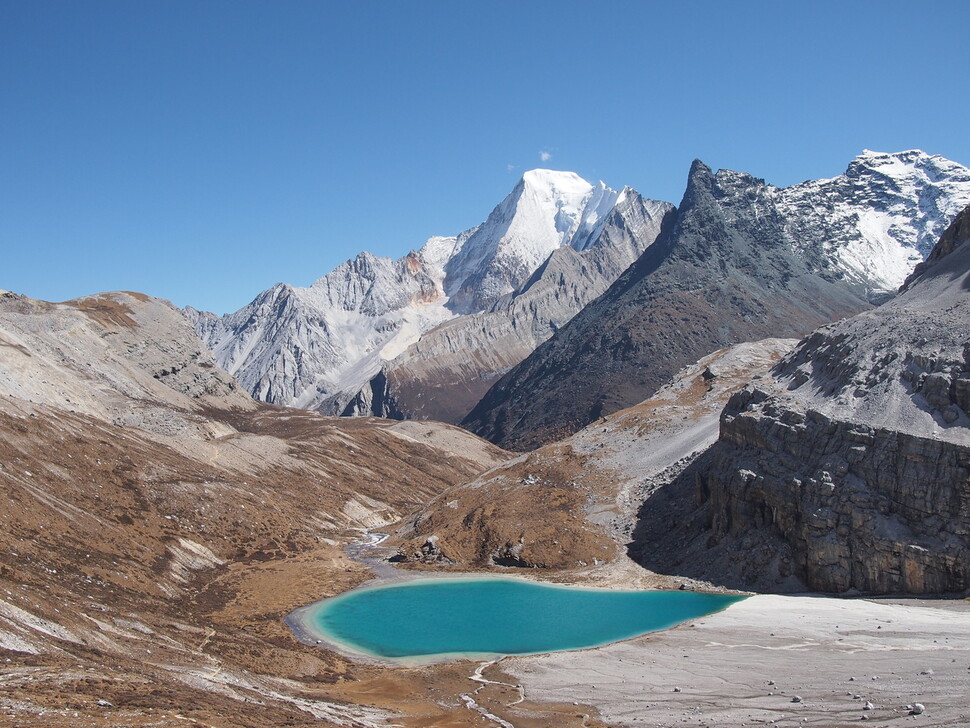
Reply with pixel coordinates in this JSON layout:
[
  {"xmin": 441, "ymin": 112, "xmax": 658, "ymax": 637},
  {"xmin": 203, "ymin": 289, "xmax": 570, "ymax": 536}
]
[{"xmin": 295, "ymin": 577, "xmax": 745, "ymax": 661}]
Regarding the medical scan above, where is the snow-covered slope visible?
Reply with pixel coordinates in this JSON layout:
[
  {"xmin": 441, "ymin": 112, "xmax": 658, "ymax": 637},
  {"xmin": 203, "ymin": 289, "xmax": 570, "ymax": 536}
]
[
  {"xmin": 191, "ymin": 170, "xmax": 638, "ymax": 412},
  {"xmin": 443, "ymin": 170, "xmax": 623, "ymax": 314},
  {"xmin": 778, "ymin": 149, "xmax": 970, "ymax": 300}
]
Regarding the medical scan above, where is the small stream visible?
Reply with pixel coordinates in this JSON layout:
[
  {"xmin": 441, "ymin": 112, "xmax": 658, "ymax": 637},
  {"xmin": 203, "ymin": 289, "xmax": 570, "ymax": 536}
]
[{"xmin": 342, "ymin": 530, "xmax": 401, "ymax": 580}]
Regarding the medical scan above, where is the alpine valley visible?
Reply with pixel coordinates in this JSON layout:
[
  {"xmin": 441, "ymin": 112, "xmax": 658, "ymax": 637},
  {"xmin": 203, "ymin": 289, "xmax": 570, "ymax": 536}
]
[{"xmin": 4, "ymin": 150, "xmax": 970, "ymax": 728}]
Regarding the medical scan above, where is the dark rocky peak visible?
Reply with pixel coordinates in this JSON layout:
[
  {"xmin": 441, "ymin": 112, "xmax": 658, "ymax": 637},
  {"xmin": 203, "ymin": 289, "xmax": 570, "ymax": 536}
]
[
  {"xmin": 664, "ymin": 160, "xmax": 796, "ymax": 275},
  {"xmin": 674, "ymin": 159, "xmax": 715, "ymax": 214},
  {"xmin": 712, "ymin": 167, "xmax": 768, "ymax": 198}
]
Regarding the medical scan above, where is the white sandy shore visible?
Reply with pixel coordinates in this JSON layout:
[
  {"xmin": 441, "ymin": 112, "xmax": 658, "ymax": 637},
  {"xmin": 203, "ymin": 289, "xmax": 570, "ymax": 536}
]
[{"xmin": 503, "ymin": 594, "xmax": 970, "ymax": 727}]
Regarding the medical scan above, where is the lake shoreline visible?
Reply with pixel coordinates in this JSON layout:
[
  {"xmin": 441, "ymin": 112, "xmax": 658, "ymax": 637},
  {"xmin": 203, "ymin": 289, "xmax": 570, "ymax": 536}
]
[
  {"xmin": 288, "ymin": 573, "xmax": 746, "ymax": 666},
  {"xmin": 505, "ymin": 592, "xmax": 970, "ymax": 726},
  {"xmin": 285, "ymin": 529, "xmax": 750, "ymax": 666},
  {"xmin": 288, "ymin": 531, "xmax": 970, "ymax": 725}
]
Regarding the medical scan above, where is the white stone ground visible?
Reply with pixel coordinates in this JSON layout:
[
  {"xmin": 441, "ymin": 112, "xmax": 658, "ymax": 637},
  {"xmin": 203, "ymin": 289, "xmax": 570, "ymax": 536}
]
[{"xmin": 504, "ymin": 594, "xmax": 970, "ymax": 727}]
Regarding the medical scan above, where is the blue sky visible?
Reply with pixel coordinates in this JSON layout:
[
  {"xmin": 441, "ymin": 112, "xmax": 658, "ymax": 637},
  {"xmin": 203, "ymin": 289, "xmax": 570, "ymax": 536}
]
[{"xmin": 2, "ymin": 1, "xmax": 968, "ymax": 314}]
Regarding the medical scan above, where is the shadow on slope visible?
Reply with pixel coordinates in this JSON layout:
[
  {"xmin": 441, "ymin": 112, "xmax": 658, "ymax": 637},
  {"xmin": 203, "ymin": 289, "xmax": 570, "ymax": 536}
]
[{"xmin": 627, "ymin": 447, "xmax": 805, "ymax": 593}]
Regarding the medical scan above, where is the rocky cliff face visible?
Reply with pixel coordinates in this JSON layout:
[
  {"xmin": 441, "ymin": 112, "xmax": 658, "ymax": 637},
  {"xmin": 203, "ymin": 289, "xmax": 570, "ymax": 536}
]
[
  {"xmin": 701, "ymin": 394, "xmax": 970, "ymax": 593},
  {"xmin": 632, "ymin": 205, "xmax": 970, "ymax": 594},
  {"xmin": 188, "ymin": 250, "xmax": 452, "ymax": 411},
  {"xmin": 463, "ymin": 151, "xmax": 970, "ymax": 450}
]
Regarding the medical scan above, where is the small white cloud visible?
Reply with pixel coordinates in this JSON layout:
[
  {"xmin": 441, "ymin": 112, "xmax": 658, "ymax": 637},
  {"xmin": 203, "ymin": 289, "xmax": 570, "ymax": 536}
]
[
  {"xmin": 539, "ymin": 151, "xmax": 552, "ymax": 162},
  {"xmin": 507, "ymin": 164, "xmax": 516, "ymax": 172}
]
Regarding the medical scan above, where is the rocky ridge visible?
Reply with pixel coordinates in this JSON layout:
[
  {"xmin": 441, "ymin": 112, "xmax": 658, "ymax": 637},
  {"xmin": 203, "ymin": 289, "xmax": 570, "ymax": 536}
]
[
  {"xmin": 0, "ymin": 290, "xmax": 253, "ymax": 436},
  {"xmin": 187, "ymin": 248, "xmax": 451, "ymax": 409},
  {"xmin": 779, "ymin": 149, "xmax": 970, "ymax": 300}
]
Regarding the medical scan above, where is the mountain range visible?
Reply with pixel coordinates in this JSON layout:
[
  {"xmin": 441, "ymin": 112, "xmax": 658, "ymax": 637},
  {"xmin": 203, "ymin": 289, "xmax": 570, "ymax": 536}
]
[
  {"xmin": 189, "ymin": 170, "xmax": 674, "ymax": 423},
  {"xmin": 464, "ymin": 150, "xmax": 970, "ymax": 448},
  {"xmin": 191, "ymin": 151, "xmax": 970, "ymax": 438}
]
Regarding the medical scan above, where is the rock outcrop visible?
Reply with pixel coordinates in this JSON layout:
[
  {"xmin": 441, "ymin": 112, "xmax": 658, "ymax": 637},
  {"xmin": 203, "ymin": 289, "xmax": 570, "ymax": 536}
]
[
  {"xmin": 632, "ymin": 205, "xmax": 970, "ymax": 594},
  {"xmin": 392, "ymin": 444, "xmax": 619, "ymax": 570}
]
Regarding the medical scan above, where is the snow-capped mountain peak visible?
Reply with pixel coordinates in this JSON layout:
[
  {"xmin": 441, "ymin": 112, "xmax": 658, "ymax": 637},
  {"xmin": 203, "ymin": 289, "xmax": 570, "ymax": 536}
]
[
  {"xmin": 442, "ymin": 169, "xmax": 623, "ymax": 313},
  {"xmin": 520, "ymin": 167, "xmax": 590, "ymax": 192},
  {"xmin": 511, "ymin": 169, "xmax": 622, "ymax": 251}
]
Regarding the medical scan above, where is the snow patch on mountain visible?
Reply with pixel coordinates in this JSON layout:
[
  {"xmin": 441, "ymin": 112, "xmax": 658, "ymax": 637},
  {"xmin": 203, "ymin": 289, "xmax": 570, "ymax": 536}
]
[{"xmin": 779, "ymin": 149, "xmax": 970, "ymax": 298}]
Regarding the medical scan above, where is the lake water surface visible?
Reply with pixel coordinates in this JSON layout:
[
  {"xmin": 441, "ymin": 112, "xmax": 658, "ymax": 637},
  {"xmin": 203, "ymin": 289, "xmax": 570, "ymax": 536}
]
[{"xmin": 293, "ymin": 577, "xmax": 745, "ymax": 662}]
